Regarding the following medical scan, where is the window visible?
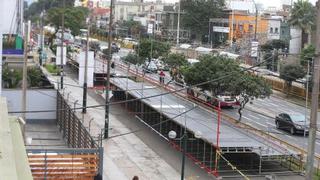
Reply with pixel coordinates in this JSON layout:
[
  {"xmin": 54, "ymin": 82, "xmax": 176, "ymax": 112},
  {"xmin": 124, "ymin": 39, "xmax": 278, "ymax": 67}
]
[
  {"xmin": 249, "ymin": 25, "xmax": 253, "ymax": 32},
  {"xmin": 239, "ymin": 25, "xmax": 243, "ymax": 31},
  {"xmin": 275, "ymin": 28, "xmax": 279, "ymax": 34},
  {"xmin": 270, "ymin": 27, "xmax": 273, "ymax": 33}
]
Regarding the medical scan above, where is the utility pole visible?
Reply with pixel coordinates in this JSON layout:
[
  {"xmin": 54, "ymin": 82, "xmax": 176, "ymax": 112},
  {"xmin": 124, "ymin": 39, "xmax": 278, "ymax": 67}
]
[
  {"xmin": 176, "ymin": 0, "xmax": 181, "ymax": 46},
  {"xmin": 60, "ymin": 0, "xmax": 65, "ymax": 89},
  {"xmin": 82, "ymin": 18, "xmax": 90, "ymax": 114},
  {"xmin": 22, "ymin": 22, "xmax": 28, "ymax": 121},
  {"xmin": 82, "ymin": 18, "xmax": 90, "ymax": 113},
  {"xmin": 305, "ymin": 1, "xmax": 320, "ymax": 179},
  {"xmin": 40, "ymin": 10, "xmax": 44, "ymax": 66},
  {"xmin": 254, "ymin": 4, "xmax": 258, "ymax": 40},
  {"xmin": 104, "ymin": 0, "xmax": 114, "ymax": 139}
]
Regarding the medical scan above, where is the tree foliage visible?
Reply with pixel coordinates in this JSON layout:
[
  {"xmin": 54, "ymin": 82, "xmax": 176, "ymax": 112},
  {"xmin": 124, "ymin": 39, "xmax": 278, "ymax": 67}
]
[
  {"xmin": 25, "ymin": 0, "xmax": 75, "ymax": 20},
  {"xmin": 300, "ymin": 45, "xmax": 315, "ymax": 66},
  {"xmin": 163, "ymin": 53, "xmax": 187, "ymax": 68},
  {"xmin": 46, "ymin": 6, "xmax": 89, "ymax": 35},
  {"xmin": 183, "ymin": 55, "xmax": 271, "ymax": 120},
  {"xmin": 280, "ymin": 64, "xmax": 305, "ymax": 88},
  {"xmin": 289, "ymin": 0, "xmax": 316, "ymax": 32},
  {"xmin": 136, "ymin": 39, "xmax": 170, "ymax": 60},
  {"xmin": 260, "ymin": 39, "xmax": 287, "ymax": 51},
  {"xmin": 2, "ymin": 67, "xmax": 45, "ymax": 88},
  {"xmin": 123, "ymin": 53, "xmax": 144, "ymax": 65},
  {"xmin": 120, "ymin": 20, "xmax": 143, "ymax": 38},
  {"xmin": 260, "ymin": 39, "xmax": 287, "ymax": 71},
  {"xmin": 181, "ymin": 0, "xmax": 225, "ymax": 41}
]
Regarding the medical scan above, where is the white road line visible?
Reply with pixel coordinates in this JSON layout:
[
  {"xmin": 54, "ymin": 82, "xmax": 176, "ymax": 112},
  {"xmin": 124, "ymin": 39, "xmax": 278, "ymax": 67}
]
[
  {"xmin": 266, "ymin": 122, "xmax": 275, "ymax": 127},
  {"xmin": 316, "ymin": 142, "xmax": 320, "ymax": 146},
  {"xmin": 267, "ymin": 102, "xmax": 279, "ymax": 107},
  {"xmin": 247, "ymin": 114, "xmax": 260, "ymax": 120},
  {"xmin": 252, "ymin": 121, "xmax": 267, "ymax": 128}
]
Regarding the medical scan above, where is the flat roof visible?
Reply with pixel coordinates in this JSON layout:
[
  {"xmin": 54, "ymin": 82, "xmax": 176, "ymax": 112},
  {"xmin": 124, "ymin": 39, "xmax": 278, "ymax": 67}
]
[{"xmin": 110, "ymin": 77, "xmax": 290, "ymax": 157}]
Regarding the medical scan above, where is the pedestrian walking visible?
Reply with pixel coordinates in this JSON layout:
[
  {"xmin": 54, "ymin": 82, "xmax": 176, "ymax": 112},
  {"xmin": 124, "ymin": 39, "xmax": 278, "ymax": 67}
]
[
  {"xmin": 159, "ymin": 70, "xmax": 165, "ymax": 84},
  {"xmin": 167, "ymin": 67, "xmax": 177, "ymax": 85}
]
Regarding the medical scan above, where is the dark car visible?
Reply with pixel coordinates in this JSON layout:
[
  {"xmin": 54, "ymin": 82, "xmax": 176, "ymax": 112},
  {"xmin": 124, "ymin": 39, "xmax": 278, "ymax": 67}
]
[
  {"xmin": 112, "ymin": 42, "xmax": 120, "ymax": 53},
  {"xmin": 275, "ymin": 113, "xmax": 309, "ymax": 135}
]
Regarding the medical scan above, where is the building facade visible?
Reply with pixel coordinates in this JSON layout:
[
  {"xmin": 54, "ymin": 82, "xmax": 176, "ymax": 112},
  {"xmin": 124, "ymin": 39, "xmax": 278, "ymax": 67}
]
[{"xmin": 267, "ymin": 17, "xmax": 282, "ymax": 40}]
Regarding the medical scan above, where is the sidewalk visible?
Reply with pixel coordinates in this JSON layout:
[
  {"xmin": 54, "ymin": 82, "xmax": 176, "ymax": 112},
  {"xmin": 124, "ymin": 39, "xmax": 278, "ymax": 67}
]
[{"xmin": 41, "ymin": 67, "xmax": 181, "ymax": 180}]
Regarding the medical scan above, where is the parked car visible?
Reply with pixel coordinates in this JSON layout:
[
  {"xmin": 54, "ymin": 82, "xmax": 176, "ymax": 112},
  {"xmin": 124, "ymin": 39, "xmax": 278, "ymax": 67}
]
[
  {"xmin": 275, "ymin": 113, "xmax": 309, "ymax": 135},
  {"xmin": 142, "ymin": 61, "xmax": 158, "ymax": 73}
]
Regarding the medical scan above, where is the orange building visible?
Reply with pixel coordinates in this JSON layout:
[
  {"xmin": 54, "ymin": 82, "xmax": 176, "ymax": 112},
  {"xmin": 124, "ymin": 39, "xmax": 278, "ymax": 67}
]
[{"xmin": 228, "ymin": 11, "xmax": 268, "ymax": 41}]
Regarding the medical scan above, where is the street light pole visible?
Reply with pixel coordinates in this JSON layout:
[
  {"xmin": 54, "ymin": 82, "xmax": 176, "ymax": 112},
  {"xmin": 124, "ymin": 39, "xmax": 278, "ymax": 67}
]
[
  {"xmin": 304, "ymin": 59, "xmax": 310, "ymax": 137},
  {"xmin": 104, "ymin": 0, "xmax": 114, "ymax": 139},
  {"xmin": 254, "ymin": 3, "xmax": 258, "ymax": 40},
  {"xmin": 176, "ymin": 0, "xmax": 181, "ymax": 46},
  {"xmin": 82, "ymin": 18, "xmax": 90, "ymax": 114},
  {"xmin": 60, "ymin": 0, "xmax": 65, "ymax": 89},
  {"xmin": 306, "ymin": 1, "xmax": 320, "ymax": 179}
]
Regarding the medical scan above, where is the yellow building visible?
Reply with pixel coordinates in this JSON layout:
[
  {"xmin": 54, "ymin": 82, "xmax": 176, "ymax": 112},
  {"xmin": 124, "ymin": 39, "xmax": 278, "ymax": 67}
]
[{"xmin": 228, "ymin": 11, "xmax": 269, "ymax": 41}]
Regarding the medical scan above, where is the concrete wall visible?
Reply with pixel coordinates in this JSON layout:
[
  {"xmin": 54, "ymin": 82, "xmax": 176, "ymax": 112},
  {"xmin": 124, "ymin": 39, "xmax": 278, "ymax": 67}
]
[
  {"xmin": 2, "ymin": 89, "xmax": 57, "ymax": 120},
  {"xmin": 289, "ymin": 26, "xmax": 302, "ymax": 54}
]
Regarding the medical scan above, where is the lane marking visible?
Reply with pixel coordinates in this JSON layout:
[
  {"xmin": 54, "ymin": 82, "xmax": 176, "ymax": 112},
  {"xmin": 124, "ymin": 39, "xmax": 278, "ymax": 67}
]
[
  {"xmin": 252, "ymin": 121, "xmax": 267, "ymax": 128},
  {"xmin": 247, "ymin": 114, "xmax": 260, "ymax": 120},
  {"xmin": 151, "ymin": 105, "xmax": 185, "ymax": 109}
]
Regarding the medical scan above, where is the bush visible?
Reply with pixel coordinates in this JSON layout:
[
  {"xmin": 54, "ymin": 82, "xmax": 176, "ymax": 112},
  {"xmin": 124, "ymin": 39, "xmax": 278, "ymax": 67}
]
[{"xmin": 45, "ymin": 64, "xmax": 59, "ymax": 74}]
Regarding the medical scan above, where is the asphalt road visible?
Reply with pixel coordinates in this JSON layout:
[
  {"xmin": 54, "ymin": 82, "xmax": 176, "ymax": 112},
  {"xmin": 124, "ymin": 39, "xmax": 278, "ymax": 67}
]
[{"xmin": 110, "ymin": 48, "xmax": 320, "ymax": 157}]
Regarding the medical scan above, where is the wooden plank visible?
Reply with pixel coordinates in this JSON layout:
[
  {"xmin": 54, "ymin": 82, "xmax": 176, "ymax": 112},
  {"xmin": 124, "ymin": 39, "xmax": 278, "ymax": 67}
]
[
  {"xmin": 29, "ymin": 159, "xmax": 97, "ymax": 163},
  {"xmin": 32, "ymin": 173, "xmax": 96, "ymax": 177},
  {"xmin": 29, "ymin": 163, "xmax": 97, "ymax": 168},
  {"xmin": 28, "ymin": 154, "xmax": 97, "ymax": 159},
  {"xmin": 29, "ymin": 158, "xmax": 98, "ymax": 164},
  {"xmin": 31, "ymin": 169, "xmax": 97, "ymax": 173}
]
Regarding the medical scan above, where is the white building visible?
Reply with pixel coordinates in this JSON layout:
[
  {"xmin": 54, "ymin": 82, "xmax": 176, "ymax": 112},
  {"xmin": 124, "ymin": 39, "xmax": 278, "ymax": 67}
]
[
  {"xmin": 0, "ymin": 0, "xmax": 24, "ymax": 95},
  {"xmin": 267, "ymin": 16, "xmax": 282, "ymax": 40},
  {"xmin": 226, "ymin": 0, "xmax": 256, "ymax": 13},
  {"xmin": 114, "ymin": 0, "xmax": 165, "ymax": 22}
]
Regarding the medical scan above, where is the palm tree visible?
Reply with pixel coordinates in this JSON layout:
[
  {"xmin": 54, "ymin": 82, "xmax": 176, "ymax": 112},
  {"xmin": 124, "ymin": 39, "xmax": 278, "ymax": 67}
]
[{"xmin": 288, "ymin": 0, "xmax": 316, "ymax": 49}]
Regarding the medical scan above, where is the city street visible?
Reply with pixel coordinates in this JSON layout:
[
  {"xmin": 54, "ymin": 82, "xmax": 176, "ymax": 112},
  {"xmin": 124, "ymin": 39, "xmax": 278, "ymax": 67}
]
[{"xmin": 111, "ymin": 48, "xmax": 320, "ymax": 156}]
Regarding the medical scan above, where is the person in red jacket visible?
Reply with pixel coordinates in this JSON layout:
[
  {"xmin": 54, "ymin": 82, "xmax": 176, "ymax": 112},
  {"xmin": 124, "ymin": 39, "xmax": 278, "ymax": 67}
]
[{"xmin": 159, "ymin": 70, "xmax": 165, "ymax": 84}]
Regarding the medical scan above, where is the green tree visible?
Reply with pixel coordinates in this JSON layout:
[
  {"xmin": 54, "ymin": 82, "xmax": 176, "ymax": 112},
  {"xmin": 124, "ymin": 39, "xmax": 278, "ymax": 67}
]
[
  {"xmin": 25, "ymin": 0, "xmax": 75, "ymax": 20},
  {"xmin": 2, "ymin": 67, "xmax": 22, "ymax": 88},
  {"xmin": 46, "ymin": 6, "xmax": 89, "ymax": 36},
  {"xmin": 27, "ymin": 68, "xmax": 43, "ymax": 87},
  {"xmin": 280, "ymin": 64, "xmax": 305, "ymax": 90},
  {"xmin": 183, "ymin": 54, "xmax": 271, "ymax": 120},
  {"xmin": 228, "ymin": 74, "xmax": 272, "ymax": 120},
  {"xmin": 120, "ymin": 20, "xmax": 143, "ymax": 38},
  {"xmin": 300, "ymin": 45, "xmax": 315, "ymax": 66},
  {"xmin": 136, "ymin": 39, "xmax": 170, "ymax": 60},
  {"xmin": 261, "ymin": 39, "xmax": 287, "ymax": 71},
  {"xmin": 163, "ymin": 53, "xmax": 187, "ymax": 68},
  {"xmin": 123, "ymin": 53, "xmax": 144, "ymax": 65},
  {"xmin": 181, "ymin": 0, "xmax": 225, "ymax": 42},
  {"xmin": 289, "ymin": 0, "xmax": 316, "ymax": 47}
]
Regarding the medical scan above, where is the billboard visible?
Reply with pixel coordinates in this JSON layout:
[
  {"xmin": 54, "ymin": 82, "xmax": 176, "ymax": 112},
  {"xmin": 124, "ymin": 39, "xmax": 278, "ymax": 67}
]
[
  {"xmin": 2, "ymin": 34, "xmax": 23, "ymax": 55},
  {"xmin": 213, "ymin": 26, "xmax": 230, "ymax": 33},
  {"xmin": 56, "ymin": 46, "xmax": 67, "ymax": 65},
  {"xmin": 78, "ymin": 51, "xmax": 94, "ymax": 87}
]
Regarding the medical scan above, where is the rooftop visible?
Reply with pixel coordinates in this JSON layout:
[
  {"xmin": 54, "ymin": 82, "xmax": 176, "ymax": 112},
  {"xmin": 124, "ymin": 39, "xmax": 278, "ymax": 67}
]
[{"xmin": 0, "ymin": 97, "xmax": 32, "ymax": 180}]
